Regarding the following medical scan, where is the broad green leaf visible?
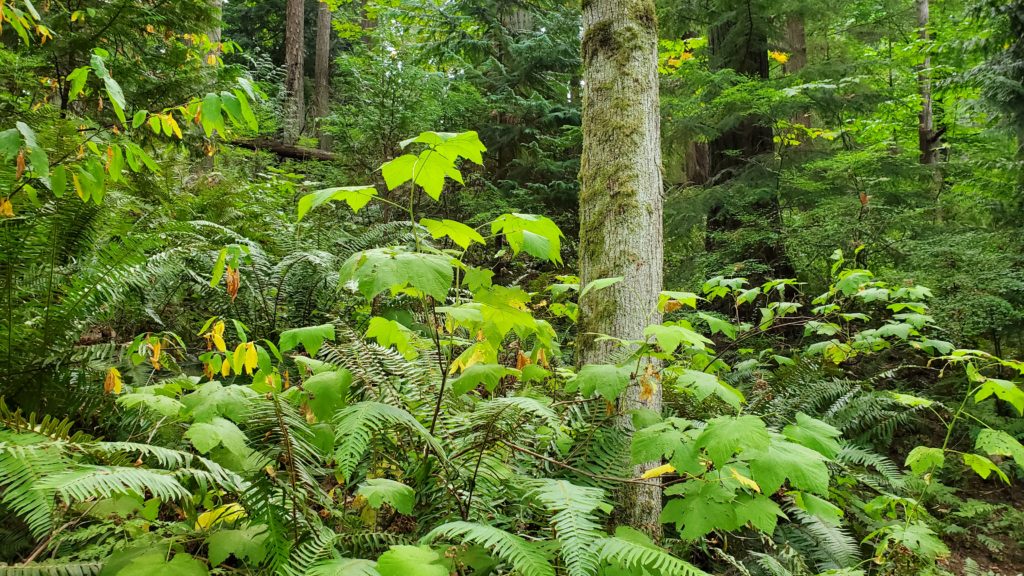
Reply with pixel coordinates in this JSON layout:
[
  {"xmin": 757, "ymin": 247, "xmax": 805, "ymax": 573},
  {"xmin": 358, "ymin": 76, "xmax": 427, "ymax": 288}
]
[
  {"xmin": 66, "ymin": 66, "xmax": 90, "ymax": 101},
  {"xmin": 697, "ymin": 312, "xmax": 737, "ymax": 339},
  {"xmin": 117, "ymin": 393, "xmax": 185, "ymax": 418},
  {"xmin": 184, "ymin": 417, "xmax": 249, "ymax": 457},
  {"xmin": 101, "ymin": 550, "xmax": 208, "ymax": 576},
  {"xmin": 16, "ymin": 122, "xmax": 48, "ymax": 178},
  {"xmin": 132, "ymin": 110, "xmax": 148, "ymax": 129},
  {"xmin": 90, "ymin": 54, "xmax": 127, "ymax": 124},
  {"xmin": 298, "ymin": 186, "xmax": 378, "ymax": 220},
  {"xmin": 400, "ymin": 131, "xmax": 487, "ymax": 165},
  {"xmin": 905, "ymin": 446, "xmax": 944, "ymax": 475},
  {"xmin": 658, "ymin": 291, "xmax": 698, "ymax": 311},
  {"xmin": 962, "ymin": 453, "xmax": 1009, "ymax": 483},
  {"xmin": 304, "ymin": 369, "xmax": 352, "ymax": 421},
  {"xmin": 974, "ymin": 377, "xmax": 1024, "ymax": 415},
  {"xmin": 580, "ymin": 277, "xmax": 623, "ymax": 299},
  {"xmin": 660, "ymin": 481, "xmax": 739, "ymax": 540},
  {"xmin": 208, "ymin": 525, "xmax": 268, "ymax": 566},
  {"xmin": 200, "ymin": 92, "xmax": 223, "ymax": 136},
  {"xmin": 449, "ymin": 363, "xmax": 515, "ymax": 396},
  {"xmin": 975, "ymin": 429, "xmax": 1024, "ymax": 471},
  {"xmin": 877, "ymin": 522, "xmax": 948, "ymax": 561},
  {"xmin": 889, "ymin": 392, "xmax": 934, "ymax": 408},
  {"xmin": 306, "ymin": 559, "xmax": 380, "ymax": 576},
  {"xmin": 644, "ymin": 323, "xmax": 711, "ymax": 354},
  {"xmin": 736, "ymin": 493, "xmax": 786, "ymax": 534},
  {"xmin": 420, "ymin": 218, "xmax": 484, "ymax": 249},
  {"xmin": 748, "ymin": 438, "xmax": 829, "ymax": 496},
  {"xmin": 631, "ymin": 420, "xmax": 688, "ymax": 464},
  {"xmin": 340, "ymin": 248, "xmax": 454, "ymax": 302},
  {"xmin": 365, "ymin": 317, "xmax": 418, "ymax": 359},
  {"xmin": 181, "ymin": 381, "xmax": 258, "ymax": 423},
  {"xmin": 782, "ymin": 413, "xmax": 842, "ymax": 458},
  {"xmin": 672, "ymin": 368, "xmax": 743, "ymax": 409},
  {"xmin": 573, "ymin": 364, "xmax": 631, "ymax": 403},
  {"xmin": 279, "ymin": 324, "xmax": 336, "ymax": 356},
  {"xmin": 696, "ymin": 415, "xmax": 770, "ymax": 467},
  {"xmin": 789, "ymin": 491, "xmax": 842, "ymax": 525},
  {"xmin": 375, "ymin": 546, "xmax": 447, "ymax": 576},
  {"xmin": 491, "ymin": 213, "xmax": 564, "ymax": 264},
  {"xmin": 357, "ymin": 478, "xmax": 415, "ymax": 514},
  {"xmin": 380, "ymin": 150, "xmax": 462, "ymax": 199}
]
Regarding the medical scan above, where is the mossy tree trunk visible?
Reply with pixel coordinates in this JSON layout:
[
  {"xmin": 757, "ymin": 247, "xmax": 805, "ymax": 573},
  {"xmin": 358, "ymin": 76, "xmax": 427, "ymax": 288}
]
[
  {"xmin": 579, "ymin": 0, "xmax": 664, "ymax": 539},
  {"xmin": 283, "ymin": 0, "xmax": 306, "ymax": 145},
  {"xmin": 314, "ymin": 1, "xmax": 333, "ymax": 151},
  {"xmin": 916, "ymin": 0, "xmax": 938, "ymax": 165}
]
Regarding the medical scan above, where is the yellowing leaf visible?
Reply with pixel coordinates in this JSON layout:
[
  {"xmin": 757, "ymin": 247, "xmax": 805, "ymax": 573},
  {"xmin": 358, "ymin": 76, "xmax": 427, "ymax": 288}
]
[
  {"xmin": 195, "ymin": 503, "xmax": 246, "ymax": 530},
  {"xmin": 150, "ymin": 341, "xmax": 162, "ymax": 371},
  {"xmin": 103, "ymin": 367, "xmax": 123, "ymax": 394},
  {"xmin": 769, "ymin": 50, "xmax": 789, "ymax": 64},
  {"xmin": 243, "ymin": 342, "xmax": 258, "ymax": 375},
  {"xmin": 730, "ymin": 467, "xmax": 761, "ymax": 493},
  {"xmin": 448, "ymin": 345, "xmax": 487, "ymax": 375},
  {"xmin": 205, "ymin": 320, "xmax": 227, "ymax": 352},
  {"xmin": 0, "ymin": 198, "xmax": 12, "ymax": 218},
  {"xmin": 641, "ymin": 463, "xmax": 676, "ymax": 479}
]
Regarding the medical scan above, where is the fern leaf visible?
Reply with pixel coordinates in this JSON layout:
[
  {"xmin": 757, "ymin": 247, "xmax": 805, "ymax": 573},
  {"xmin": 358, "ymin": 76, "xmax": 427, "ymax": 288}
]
[
  {"xmin": 527, "ymin": 479, "xmax": 606, "ymax": 576},
  {"xmin": 422, "ymin": 521, "xmax": 555, "ymax": 576},
  {"xmin": 333, "ymin": 402, "xmax": 446, "ymax": 479},
  {"xmin": 597, "ymin": 534, "xmax": 710, "ymax": 576}
]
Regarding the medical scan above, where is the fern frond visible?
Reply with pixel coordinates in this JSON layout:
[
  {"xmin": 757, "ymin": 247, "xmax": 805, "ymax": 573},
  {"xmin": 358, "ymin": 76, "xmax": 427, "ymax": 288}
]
[
  {"xmin": 526, "ymin": 479, "xmax": 605, "ymax": 576},
  {"xmin": 597, "ymin": 535, "xmax": 709, "ymax": 576},
  {"xmin": 0, "ymin": 438, "xmax": 68, "ymax": 537},
  {"xmin": 776, "ymin": 503, "xmax": 861, "ymax": 570},
  {"xmin": 422, "ymin": 521, "xmax": 555, "ymax": 576},
  {"xmin": 333, "ymin": 402, "xmax": 446, "ymax": 479},
  {"xmin": 38, "ymin": 466, "xmax": 190, "ymax": 503},
  {"xmin": 0, "ymin": 562, "xmax": 103, "ymax": 576}
]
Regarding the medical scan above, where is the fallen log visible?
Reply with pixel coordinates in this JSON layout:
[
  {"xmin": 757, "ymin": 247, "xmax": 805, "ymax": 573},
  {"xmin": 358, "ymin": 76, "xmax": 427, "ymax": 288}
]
[{"xmin": 233, "ymin": 138, "xmax": 337, "ymax": 161}]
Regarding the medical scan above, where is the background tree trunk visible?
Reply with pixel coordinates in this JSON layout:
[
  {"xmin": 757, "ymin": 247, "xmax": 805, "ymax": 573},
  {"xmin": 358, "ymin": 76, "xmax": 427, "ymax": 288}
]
[
  {"xmin": 917, "ymin": 0, "xmax": 937, "ymax": 164},
  {"xmin": 579, "ymin": 0, "xmax": 664, "ymax": 539},
  {"xmin": 784, "ymin": 15, "xmax": 811, "ymax": 128},
  {"xmin": 283, "ymin": 0, "xmax": 306, "ymax": 145},
  {"xmin": 705, "ymin": 14, "xmax": 793, "ymax": 279},
  {"xmin": 314, "ymin": 1, "xmax": 333, "ymax": 151}
]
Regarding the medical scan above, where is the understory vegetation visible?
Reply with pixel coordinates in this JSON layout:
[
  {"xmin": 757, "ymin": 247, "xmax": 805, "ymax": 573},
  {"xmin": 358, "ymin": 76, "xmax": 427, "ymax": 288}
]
[{"xmin": 0, "ymin": 0, "xmax": 1022, "ymax": 575}]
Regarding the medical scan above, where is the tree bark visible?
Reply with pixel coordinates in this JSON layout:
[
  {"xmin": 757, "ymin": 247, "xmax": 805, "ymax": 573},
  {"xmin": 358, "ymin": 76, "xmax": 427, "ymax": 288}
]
[
  {"xmin": 314, "ymin": 1, "xmax": 333, "ymax": 151},
  {"xmin": 784, "ymin": 15, "xmax": 811, "ymax": 129},
  {"xmin": 705, "ymin": 14, "xmax": 794, "ymax": 279},
  {"xmin": 579, "ymin": 0, "xmax": 664, "ymax": 539},
  {"xmin": 283, "ymin": 0, "xmax": 306, "ymax": 145},
  {"xmin": 917, "ymin": 0, "xmax": 937, "ymax": 164},
  {"xmin": 784, "ymin": 16, "xmax": 807, "ymax": 75}
]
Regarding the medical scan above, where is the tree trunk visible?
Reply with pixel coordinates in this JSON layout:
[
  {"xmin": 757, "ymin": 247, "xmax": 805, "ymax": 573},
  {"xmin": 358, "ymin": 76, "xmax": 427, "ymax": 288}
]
[
  {"xmin": 705, "ymin": 15, "xmax": 794, "ymax": 279},
  {"xmin": 784, "ymin": 15, "xmax": 811, "ymax": 128},
  {"xmin": 784, "ymin": 16, "xmax": 807, "ymax": 75},
  {"xmin": 314, "ymin": 1, "xmax": 333, "ymax": 151},
  {"xmin": 283, "ymin": 0, "xmax": 306, "ymax": 145},
  {"xmin": 579, "ymin": 0, "xmax": 664, "ymax": 539},
  {"xmin": 917, "ymin": 0, "xmax": 937, "ymax": 164}
]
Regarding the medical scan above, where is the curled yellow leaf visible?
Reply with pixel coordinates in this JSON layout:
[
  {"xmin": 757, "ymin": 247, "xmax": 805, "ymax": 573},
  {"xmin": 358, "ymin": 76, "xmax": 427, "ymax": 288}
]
[
  {"xmin": 730, "ymin": 467, "xmax": 761, "ymax": 493},
  {"xmin": 641, "ymin": 463, "xmax": 676, "ymax": 479},
  {"xmin": 103, "ymin": 367, "xmax": 123, "ymax": 395},
  {"xmin": 195, "ymin": 503, "xmax": 245, "ymax": 530}
]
